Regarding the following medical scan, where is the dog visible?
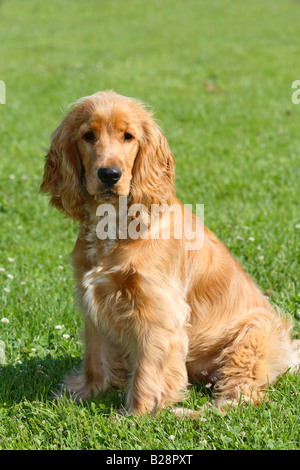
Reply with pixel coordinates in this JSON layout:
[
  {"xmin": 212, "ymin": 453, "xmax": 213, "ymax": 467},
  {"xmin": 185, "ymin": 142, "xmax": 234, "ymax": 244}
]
[{"xmin": 40, "ymin": 90, "xmax": 299, "ymax": 415}]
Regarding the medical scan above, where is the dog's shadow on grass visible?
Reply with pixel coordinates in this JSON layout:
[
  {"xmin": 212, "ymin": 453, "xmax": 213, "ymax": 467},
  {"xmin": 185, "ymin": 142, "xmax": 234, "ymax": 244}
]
[
  {"xmin": 0, "ymin": 354, "xmax": 75, "ymax": 403},
  {"xmin": 0, "ymin": 353, "xmax": 212, "ymax": 414},
  {"xmin": 0, "ymin": 354, "xmax": 125, "ymax": 412}
]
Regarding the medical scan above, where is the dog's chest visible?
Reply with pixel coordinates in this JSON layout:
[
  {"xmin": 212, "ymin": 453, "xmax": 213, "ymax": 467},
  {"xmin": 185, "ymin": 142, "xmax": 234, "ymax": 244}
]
[{"xmin": 84, "ymin": 220, "xmax": 117, "ymax": 263}]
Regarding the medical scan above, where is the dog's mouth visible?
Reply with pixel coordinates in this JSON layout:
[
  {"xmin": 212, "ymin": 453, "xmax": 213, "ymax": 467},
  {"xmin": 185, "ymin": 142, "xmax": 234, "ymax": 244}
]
[
  {"xmin": 91, "ymin": 182, "xmax": 132, "ymax": 202},
  {"xmin": 93, "ymin": 190, "xmax": 116, "ymax": 201},
  {"xmin": 102, "ymin": 189, "xmax": 115, "ymax": 197}
]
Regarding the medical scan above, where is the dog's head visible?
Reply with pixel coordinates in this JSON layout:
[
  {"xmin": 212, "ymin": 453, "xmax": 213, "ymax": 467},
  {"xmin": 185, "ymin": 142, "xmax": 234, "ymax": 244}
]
[{"xmin": 40, "ymin": 91, "xmax": 175, "ymax": 222}]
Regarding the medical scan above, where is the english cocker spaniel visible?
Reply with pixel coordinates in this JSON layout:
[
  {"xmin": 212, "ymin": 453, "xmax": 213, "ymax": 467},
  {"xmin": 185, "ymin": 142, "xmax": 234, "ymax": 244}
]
[{"xmin": 41, "ymin": 91, "xmax": 299, "ymax": 415}]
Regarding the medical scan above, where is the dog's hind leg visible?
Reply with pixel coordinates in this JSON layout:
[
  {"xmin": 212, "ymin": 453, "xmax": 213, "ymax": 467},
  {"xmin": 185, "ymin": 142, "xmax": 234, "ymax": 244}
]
[{"xmin": 211, "ymin": 308, "xmax": 300, "ymax": 410}]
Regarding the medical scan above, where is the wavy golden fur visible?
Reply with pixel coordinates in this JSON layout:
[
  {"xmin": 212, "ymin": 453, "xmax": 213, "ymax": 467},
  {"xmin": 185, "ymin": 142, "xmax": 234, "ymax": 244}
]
[{"xmin": 41, "ymin": 91, "xmax": 299, "ymax": 415}]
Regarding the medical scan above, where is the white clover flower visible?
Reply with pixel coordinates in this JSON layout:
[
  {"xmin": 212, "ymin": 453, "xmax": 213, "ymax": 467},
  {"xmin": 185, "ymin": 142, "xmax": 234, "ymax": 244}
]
[
  {"xmin": 3, "ymin": 288, "xmax": 10, "ymax": 293},
  {"xmin": 168, "ymin": 435, "xmax": 175, "ymax": 441},
  {"xmin": 62, "ymin": 334, "xmax": 70, "ymax": 339},
  {"xmin": 8, "ymin": 257, "xmax": 15, "ymax": 262},
  {"xmin": 1, "ymin": 318, "xmax": 10, "ymax": 324},
  {"xmin": 7, "ymin": 274, "xmax": 14, "ymax": 280},
  {"xmin": 55, "ymin": 325, "xmax": 63, "ymax": 330},
  {"xmin": 248, "ymin": 237, "xmax": 255, "ymax": 242}
]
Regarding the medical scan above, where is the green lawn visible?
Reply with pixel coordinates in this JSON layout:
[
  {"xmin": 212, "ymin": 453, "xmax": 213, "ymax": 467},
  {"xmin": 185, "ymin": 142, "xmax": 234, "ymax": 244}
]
[{"xmin": 0, "ymin": 0, "xmax": 300, "ymax": 450}]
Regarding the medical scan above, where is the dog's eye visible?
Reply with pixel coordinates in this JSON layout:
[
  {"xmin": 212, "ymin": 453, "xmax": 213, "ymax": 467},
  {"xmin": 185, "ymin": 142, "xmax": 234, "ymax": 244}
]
[
  {"xmin": 124, "ymin": 132, "xmax": 133, "ymax": 142},
  {"xmin": 82, "ymin": 131, "xmax": 96, "ymax": 143}
]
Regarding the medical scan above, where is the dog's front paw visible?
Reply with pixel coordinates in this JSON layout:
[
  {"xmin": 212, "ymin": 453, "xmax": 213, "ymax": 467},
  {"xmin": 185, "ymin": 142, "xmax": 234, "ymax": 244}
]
[{"xmin": 55, "ymin": 369, "xmax": 103, "ymax": 402}]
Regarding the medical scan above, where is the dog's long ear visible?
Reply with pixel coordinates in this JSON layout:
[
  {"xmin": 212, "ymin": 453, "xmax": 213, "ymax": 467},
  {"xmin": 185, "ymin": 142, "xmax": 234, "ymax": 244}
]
[
  {"xmin": 131, "ymin": 114, "xmax": 175, "ymax": 208},
  {"xmin": 40, "ymin": 115, "xmax": 86, "ymax": 222}
]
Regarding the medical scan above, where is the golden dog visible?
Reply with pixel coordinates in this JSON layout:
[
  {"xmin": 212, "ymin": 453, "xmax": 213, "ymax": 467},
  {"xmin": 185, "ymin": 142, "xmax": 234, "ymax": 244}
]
[{"xmin": 41, "ymin": 91, "xmax": 299, "ymax": 415}]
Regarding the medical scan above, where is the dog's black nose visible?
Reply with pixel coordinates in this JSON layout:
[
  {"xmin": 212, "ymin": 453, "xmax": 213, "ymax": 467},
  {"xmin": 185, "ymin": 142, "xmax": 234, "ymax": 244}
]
[{"xmin": 97, "ymin": 166, "xmax": 122, "ymax": 186}]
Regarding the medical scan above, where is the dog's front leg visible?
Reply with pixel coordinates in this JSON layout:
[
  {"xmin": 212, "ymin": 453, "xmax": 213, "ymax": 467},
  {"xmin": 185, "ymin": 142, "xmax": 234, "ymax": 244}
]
[
  {"xmin": 125, "ymin": 318, "xmax": 189, "ymax": 416},
  {"xmin": 81, "ymin": 265, "xmax": 190, "ymax": 413},
  {"xmin": 62, "ymin": 316, "xmax": 126, "ymax": 400}
]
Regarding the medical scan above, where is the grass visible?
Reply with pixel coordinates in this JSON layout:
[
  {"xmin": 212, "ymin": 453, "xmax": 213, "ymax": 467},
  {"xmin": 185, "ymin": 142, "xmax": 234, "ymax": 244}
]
[{"xmin": 0, "ymin": 0, "xmax": 300, "ymax": 450}]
